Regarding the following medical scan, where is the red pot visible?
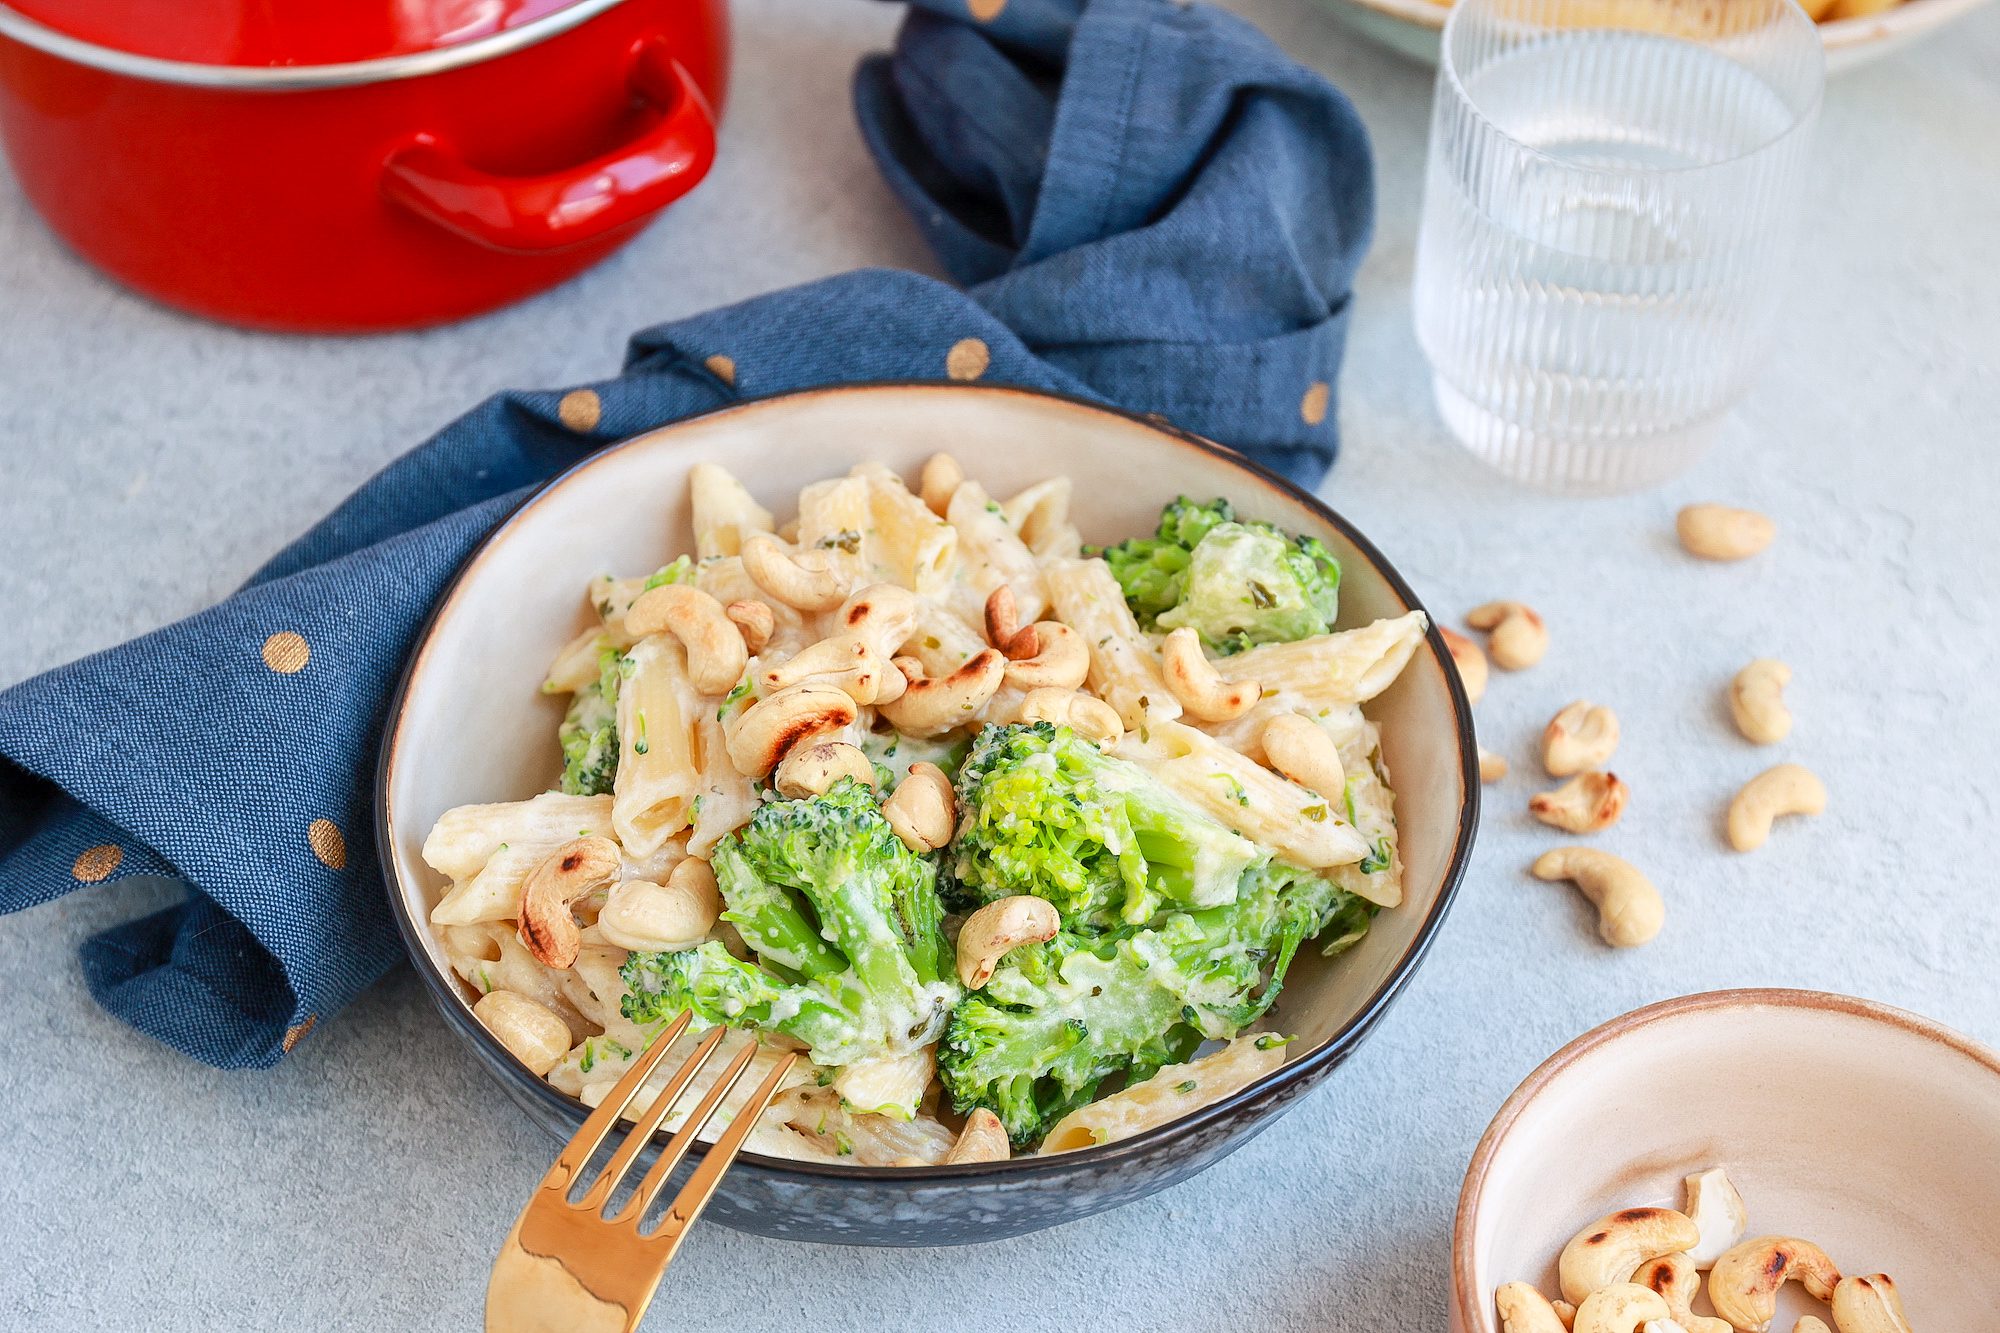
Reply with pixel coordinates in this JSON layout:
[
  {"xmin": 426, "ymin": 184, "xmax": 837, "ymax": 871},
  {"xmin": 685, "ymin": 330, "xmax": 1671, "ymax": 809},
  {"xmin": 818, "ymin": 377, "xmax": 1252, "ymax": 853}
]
[{"xmin": 0, "ymin": 0, "xmax": 728, "ymax": 331}]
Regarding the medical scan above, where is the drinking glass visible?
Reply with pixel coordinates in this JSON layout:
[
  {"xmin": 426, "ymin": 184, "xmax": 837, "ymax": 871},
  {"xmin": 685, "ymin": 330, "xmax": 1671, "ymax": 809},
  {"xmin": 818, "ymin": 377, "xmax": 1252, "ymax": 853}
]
[{"xmin": 1413, "ymin": 0, "xmax": 1824, "ymax": 494}]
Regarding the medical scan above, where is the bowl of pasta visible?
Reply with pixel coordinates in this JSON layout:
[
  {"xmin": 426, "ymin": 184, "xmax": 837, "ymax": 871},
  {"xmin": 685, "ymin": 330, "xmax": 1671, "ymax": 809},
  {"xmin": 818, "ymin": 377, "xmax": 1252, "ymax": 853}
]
[{"xmin": 377, "ymin": 382, "xmax": 1477, "ymax": 1245}]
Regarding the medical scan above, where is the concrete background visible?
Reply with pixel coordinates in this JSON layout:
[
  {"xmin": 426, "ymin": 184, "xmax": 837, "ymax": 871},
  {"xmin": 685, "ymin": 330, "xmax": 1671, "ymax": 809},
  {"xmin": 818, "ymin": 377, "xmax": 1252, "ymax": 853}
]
[{"xmin": 3, "ymin": 1, "xmax": 1997, "ymax": 1328}]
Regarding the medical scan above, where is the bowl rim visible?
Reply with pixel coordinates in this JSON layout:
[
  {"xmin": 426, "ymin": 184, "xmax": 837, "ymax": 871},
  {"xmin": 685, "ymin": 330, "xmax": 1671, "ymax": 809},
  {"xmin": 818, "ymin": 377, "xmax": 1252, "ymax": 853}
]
[
  {"xmin": 1323, "ymin": 0, "xmax": 1996, "ymax": 50},
  {"xmin": 374, "ymin": 379, "xmax": 1479, "ymax": 1186},
  {"xmin": 1449, "ymin": 986, "xmax": 2000, "ymax": 1329}
]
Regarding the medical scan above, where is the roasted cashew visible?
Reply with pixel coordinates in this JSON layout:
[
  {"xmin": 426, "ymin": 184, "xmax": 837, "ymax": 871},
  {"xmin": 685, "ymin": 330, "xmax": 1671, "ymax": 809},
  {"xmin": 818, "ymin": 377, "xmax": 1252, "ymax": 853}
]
[
  {"xmin": 956, "ymin": 894, "xmax": 1060, "ymax": 988},
  {"xmin": 1560, "ymin": 1208, "xmax": 1702, "ymax": 1304},
  {"xmin": 741, "ymin": 532, "xmax": 850, "ymax": 611},
  {"xmin": 1829, "ymin": 1275, "xmax": 1912, "ymax": 1333},
  {"xmin": 1729, "ymin": 659, "xmax": 1793, "ymax": 746},
  {"xmin": 1682, "ymin": 1167, "xmax": 1748, "ymax": 1268},
  {"xmin": 473, "ymin": 991, "xmax": 573, "ymax": 1076},
  {"xmin": 1795, "ymin": 1320, "xmax": 1833, "ymax": 1333},
  {"xmin": 1725, "ymin": 763, "xmax": 1826, "ymax": 852},
  {"xmin": 1530, "ymin": 771, "xmax": 1629, "ymax": 834},
  {"xmin": 596, "ymin": 859, "xmax": 722, "ymax": 952},
  {"xmin": 883, "ymin": 762, "xmax": 957, "ymax": 853},
  {"xmin": 1018, "ymin": 687, "xmax": 1125, "ymax": 748},
  {"xmin": 1554, "ymin": 1303, "xmax": 1577, "ymax": 1330},
  {"xmin": 1495, "ymin": 1283, "xmax": 1570, "ymax": 1333},
  {"xmin": 774, "ymin": 740, "xmax": 877, "ymax": 799},
  {"xmin": 919, "ymin": 451, "xmax": 964, "ymax": 517},
  {"xmin": 1162, "ymin": 627, "xmax": 1260, "ymax": 721},
  {"xmin": 1480, "ymin": 747, "xmax": 1509, "ymax": 783},
  {"xmin": 624, "ymin": 583, "xmax": 749, "ymax": 696},
  {"xmin": 1531, "ymin": 847, "xmax": 1664, "ymax": 948},
  {"xmin": 725, "ymin": 599, "xmax": 775, "ymax": 654},
  {"xmin": 517, "ymin": 836, "xmax": 623, "ymax": 969},
  {"xmin": 1441, "ymin": 626, "xmax": 1489, "ymax": 705},
  {"xmin": 1708, "ymin": 1237, "xmax": 1841, "ymax": 1333},
  {"xmin": 1002, "ymin": 622, "xmax": 1091, "ymax": 691},
  {"xmin": 1466, "ymin": 600, "xmax": 1548, "ymax": 670},
  {"xmin": 984, "ymin": 585, "xmax": 1021, "ymax": 648},
  {"xmin": 724, "ymin": 683, "xmax": 858, "ymax": 778},
  {"xmin": 1544, "ymin": 701, "xmax": 1621, "ymax": 777},
  {"xmin": 761, "ymin": 633, "xmax": 897, "ymax": 705},
  {"xmin": 1677, "ymin": 504, "xmax": 1775, "ymax": 561},
  {"xmin": 1630, "ymin": 1254, "xmax": 1731, "ymax": 1333},
  {"xmin": 944, "ymin": 1107, "xmax": 1010, "ymax": 1163},
  {"xmin": 833, "ymin": 582, "xmax": 922, "ymax": 659},
  {"xmin": 1260, "ymin": 713, "xmax": 1344, "ymax": 796},
  {"xmin": 880, "ymin": 650, "xmax": 1007, "ymax": 737},
  {"xmin": 1572, "ymin": 1284, "xmax": 1671, "ymax": 1333}
]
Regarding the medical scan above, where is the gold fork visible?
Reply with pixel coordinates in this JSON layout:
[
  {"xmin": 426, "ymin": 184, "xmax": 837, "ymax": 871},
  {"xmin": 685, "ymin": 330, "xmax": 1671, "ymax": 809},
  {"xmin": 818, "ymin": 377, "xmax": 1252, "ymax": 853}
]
[{"xmin": 485, "ymin": 1012, "xmax": 799, "ymax": 1333}]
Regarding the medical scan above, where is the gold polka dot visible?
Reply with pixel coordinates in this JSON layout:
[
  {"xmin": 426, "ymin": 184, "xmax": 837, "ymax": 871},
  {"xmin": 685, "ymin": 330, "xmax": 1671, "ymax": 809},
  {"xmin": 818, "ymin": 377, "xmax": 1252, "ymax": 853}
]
[
  {"xmin": 261, "ymin": 631, "xmax": 310, "ymax": 675},
  {"xmin": 72, "ymin": 844, "xmax": 123, "ymax": 882},
  {"xmin": 969, "ymin": 0, "xmax": 1006, "ymax": 18},
  {"xmin": 282, "ymin": 1014, "xmax": 317, "ymax": 1053},
  {"xmin": 704, "ymin": 354, "xmax": 736, "ymax": 386},
  {"xmin": 558, "ymin": 389, "xmax": 602, "ymax": 432},
  {"xmin": 1301, "ymin": 381, "xmax": 1331, "ymax": 427},
  {"xmin": 946, "ymin": 338, "xmax": 991, "ymax": 382},
  {"xmin": 308, "ymin": 819, "xmax": 347, "ymax": 871}
]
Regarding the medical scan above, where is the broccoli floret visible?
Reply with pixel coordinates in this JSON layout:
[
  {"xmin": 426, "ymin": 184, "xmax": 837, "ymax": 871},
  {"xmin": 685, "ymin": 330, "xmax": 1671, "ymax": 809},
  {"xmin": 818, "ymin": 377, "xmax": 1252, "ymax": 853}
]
[
  {"xmin": 619, "ymin": 781, "xmax": 958, "ymax": 1089},
  {"xmin": 557, "ymin": 645, "xmax": 623, "ymax": 795},
  {"xmin": 1095, "ymin": 497, "xmax": 1341, "ymax": 654},
  {"xmin": 951, "ymin": 722, "xmax": 1262, "ymax": 932}
]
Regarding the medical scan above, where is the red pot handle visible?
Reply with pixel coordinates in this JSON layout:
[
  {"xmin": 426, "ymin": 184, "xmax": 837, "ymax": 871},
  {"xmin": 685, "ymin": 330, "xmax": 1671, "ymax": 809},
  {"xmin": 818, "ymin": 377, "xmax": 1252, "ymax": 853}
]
[{"xmin": 382, "ymin": 39, "xmax": 716, "ymax": 254}]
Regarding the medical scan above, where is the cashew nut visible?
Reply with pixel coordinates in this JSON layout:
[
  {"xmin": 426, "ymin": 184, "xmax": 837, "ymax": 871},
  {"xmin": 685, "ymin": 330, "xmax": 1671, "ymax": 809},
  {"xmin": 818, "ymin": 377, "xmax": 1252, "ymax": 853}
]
[
  {"xmin": 956, "ymin": 894, "xmax": 1060, "ymax": 988},
  {"xmin": 761, "ymin": 633, "xmax": 898, "ymax": 705},
  {"xmin": 1554, "ymin": 1304, "xmax": 1577, "ymax": 1331},
  {"xmin": 943, "ymin": 1107, "xmax": 1010, "ymax": 1163},
  {"xmin": 882, "ymin": 761, "xmax": 956, "ymax": 853},
  {"xmin": 1466, "ymin": 600, "xmax": 1548, "ymax": 670},
  {"xmin": 624, "ymin": 584, "xmax": 749, "ymax": 696},
  {"xmin": 1830, "ymin": 1275, "xmax": 1912, "ymax": 1333},
  {"xmin": 473, "ymin": 990, "xmax": 574, "ymax": 1076},
  {"xmin": 1795, "ymin": 1321, "xmax": 1833, "ymax": 1333},
  {"xmin": 724, "ymin": 599, "xmax": 775, "ymax": 654},
  {"xmin": 1560, "ymin": 1209, "xmax": 1702, "ymax": 1304},
  {"xmin": 1729, "ymin": 659, "xmax": 1793, "ymax": 745},
  {"xmin": 724, "ymin": 683, "xmax": 858, "ymax": 778},
  {"xmin": 596, "ymin": 859, "xmax": 723, "ymax": 952},
  {"xmin": 1677, "ymin": 504, "xmax": 1775, "ymax": 561},
  {"xmin": 516, "ymin": 836, "xmax": 623, "ymax": 969},
  {"xmin": 773, "ymin": 740, "xmax": 877, "ymax": 799},
  {"xmin": 879, "ymin": 650, "xmax": 1007, "ymax": 737},
  {"xmin": 1002, "ymin": 622, "xmax": 1091, "ymax": 691},
  {"xmin": 919, "ymin": 451, "xmax": 964, "ymax": 517},
  {"xmin": 1260, "ymin": 713, "xmax": 1343, "ymax": 796},
  {"xmin": 1441, "ymin": 626, "xmax": 1489, "ymax": 705},
  {"xmin": 1572, "ymin": 1284, "xmax": 1671, "ymax": 1333},
  {"xmin": 1682, "ymin": 1167, "xmax": 1748, "ymax": 1268},
  {"xmin": 741, "ymin": 532, "xmax": 849, "ymax": 611},
  {"xmin": 833, "ymin": 583, "xmax": 922, "ymax": 659},
  {"xmin": 1161, "ymin": 627, "xmax": 1260, "ymax": 721},
  {"xmin": 1480, "ymin": 747, "xmax": 1509, "ymax": 783},
  {"xmin": 1630, "ymin": 1254, "xmax": 1731, "ymax": 1333},
  {"xmin": 984, "ymin": 585, "xmax": 1021, "ymax": 649},
  {"xmin": 1543, "ymin": 701, "xmax": 1621, "ymax": 777},
  {"xmin": 1496, "ymin": 1283, "xmax": 1571, "ymax": 1333},
  {"xmin": 1707, "ymin": 1237, "xmax": 1841, "ymax": 1333},
  {"xmin": 1530, "ymin": 771, "xmax": 1629, "ymax": 834},
  {"xmin": 1018, "ymin": 687, "xmax": 1125, "ymax": 748},
  {"xmin": 1531, "ymin": 847, "xmax": 1664, "ymax": 948},
  {"xmin": 1725, "ymin": 763, "xmax": 1826, "ymax": 852}
]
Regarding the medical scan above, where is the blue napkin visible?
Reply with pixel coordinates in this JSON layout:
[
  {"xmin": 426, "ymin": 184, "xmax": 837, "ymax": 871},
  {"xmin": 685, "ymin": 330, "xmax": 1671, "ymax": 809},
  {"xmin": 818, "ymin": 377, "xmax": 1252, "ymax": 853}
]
[{"xmin": 0, "ymin": 0, "xmax": 1372, "ymax": 1069}]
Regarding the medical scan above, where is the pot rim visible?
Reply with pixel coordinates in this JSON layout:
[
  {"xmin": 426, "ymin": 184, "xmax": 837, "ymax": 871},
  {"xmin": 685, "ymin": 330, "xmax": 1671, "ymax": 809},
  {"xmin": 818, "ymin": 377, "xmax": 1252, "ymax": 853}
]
[{"xmin": 0, "ymin": 0, "xmax": 630, "ymax": 90}]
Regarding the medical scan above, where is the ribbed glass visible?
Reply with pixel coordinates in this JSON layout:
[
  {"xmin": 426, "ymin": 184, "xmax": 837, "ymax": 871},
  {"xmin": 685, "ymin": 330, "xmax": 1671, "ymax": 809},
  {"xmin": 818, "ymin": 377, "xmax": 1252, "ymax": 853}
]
[{"xmin": 1413, "ymin": 0, "xmax": 1824, "ymax": 494}]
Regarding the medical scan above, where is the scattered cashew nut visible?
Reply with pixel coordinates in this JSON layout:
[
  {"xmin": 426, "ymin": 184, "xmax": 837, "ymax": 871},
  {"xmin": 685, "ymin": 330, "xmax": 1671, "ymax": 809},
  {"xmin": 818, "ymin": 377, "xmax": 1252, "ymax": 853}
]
[
  {"xmin": 724, "ymin": 683, "xmax": 858, "ymax": 778},
  {"xmin": 1681, "ymin": 1167, "xmax": 1748, "ymax": 1268},
  {"xmin": 516, "ymin": 836, "xmax": 623, "ymax": 969},
  {"xmin": 1630, "ymin": 1253, "xmax": 1731, "ymax": 1333},
  {"xmin": 741, "ymin": 532, "xmax": 850, "ymax": 611},
  {"xmin": 1002, "ymin": 621, "xmax": 1091, "ymax": 692},
  {"xmin": 473, "ymin": 991, "xmax": 574, "ymax": 1076},
  {"xmin": 596, "ymin": 859, "xmax": 723, "ymax": 953},
  {"xmin": 1830, "ymin": 1275, "xmax": 1912, "ymax": 1333},
  {"xmin": 1496, "ymin": 1283, "xmax": 1571, "ymax": 1333},
  {"xmin": 773, "ymin": 740, "xmax": 877, "ymax": 800},
  {"xmin": 833, "ymin": 583, "xmax": 922, "ymax": 659},
  {"xmin": 761, "ymin": 633, "xmax": 898, "ymax": 705},
  {"xmin": 1559, "ymin": 1208, "xmax": 1702, "ymax": 1305},
  {"xmin": 1530, "ymin": 771, "xmax": 1629, "ymax": 834},
  {"xmin": 1480, "ymin": 747, "xmax": 1509, "ymax": 783},
  {"xmin": 1729, "ymin": 659, "xmax": 1793, "ymax": 745},
  {"xmin": 623, "ymin": 583, "xmax": 748, "ymax": 696},
  {"xmin": 1572, "ymin": 1283, "xmax": 1671, "ymax": 1333},
  {"xmin": 1543, "ymin": 701, "xmax": 1621, "ymax": 777},
  {"xmin": 956, "ymin": 894, "xmax": 1060, "ymax": 989},
  {"xmin": 943, "ymin": 1107, "xmax": 1011, "ymax": 1163},
  {"xmin": 724, "ymin": 599, "xmax": 775, "ymax": 654},
  {"xmin": 1466, "ymin": 600, "xmax": 1548, "ymax": 670},
  {"xmin": 1532, "ymin": 847, "xmax": 1664, "ymax": 948},
  {"xmin": 1018, "ymin": 687, "xmax": 1125, "ymax": 748},
  {"xmin": 1795, "ymin": 1320, "xmax": 1833, "ymax": 1333},
  {"xmin": 1725, "ymin": 763, "xmax": 1826, "ymax": 852},
  {"xmin": 883, "ymin": 761, "xmax": 957, "ymax": 854},
  {"xmin": 1260, "ymin": 713, "xmax": 1344, "ymax": 796},
  {"xmin": 1441, "ymin": 625, "xmax": 1489, "ymax": 704},
  {"xmin": 880, "ymin": 650, "xmax": 1007, "ymax": 737},
  {"xmin": 1553, "ymin": 1303, "xmax": 1577, "ymax": 1331},
  {"xmin": 1677, "ymin": 504, "xmax": 1775, "ymax": 561},
  {"xmin": 919, "ymin": 452, "xmax": 964, "ymax": 517},
  {"xmin": 1161, "ymin": 627, "xmax": 1260, "ymax": 721},
  {"xmin": 1707, "ymin": 1237, "xmax": 1841, "ymax": 1333}
]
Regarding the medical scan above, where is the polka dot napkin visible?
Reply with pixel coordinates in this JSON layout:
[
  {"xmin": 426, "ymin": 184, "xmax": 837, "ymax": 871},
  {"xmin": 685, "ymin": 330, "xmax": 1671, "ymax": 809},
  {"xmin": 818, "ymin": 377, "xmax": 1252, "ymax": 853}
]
[{"xmin": 0, "ymin": 0, "xmax": 1373, "ymax": 1069}]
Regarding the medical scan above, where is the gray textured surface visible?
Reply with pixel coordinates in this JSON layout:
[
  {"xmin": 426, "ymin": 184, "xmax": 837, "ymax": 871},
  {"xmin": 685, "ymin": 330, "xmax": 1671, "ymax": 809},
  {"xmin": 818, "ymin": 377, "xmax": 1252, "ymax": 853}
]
[{"xmin": 4, "ymin": 2, "xmax": 1999, "ymax": 1329}]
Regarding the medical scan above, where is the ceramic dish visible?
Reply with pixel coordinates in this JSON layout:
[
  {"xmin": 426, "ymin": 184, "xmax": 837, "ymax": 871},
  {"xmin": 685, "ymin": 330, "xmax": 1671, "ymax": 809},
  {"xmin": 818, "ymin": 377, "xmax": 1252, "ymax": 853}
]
[
  {"xmin": 376, "ymin": 382, "xmax": 1477, "ymax": 1246},
  {"xmin": 1452, "ymin": 988, "xmax": 2000, "ymax": 1330},
  {"xmin": 1314, "ymin": 0, "xmax": 1997, "ymax": 72}
]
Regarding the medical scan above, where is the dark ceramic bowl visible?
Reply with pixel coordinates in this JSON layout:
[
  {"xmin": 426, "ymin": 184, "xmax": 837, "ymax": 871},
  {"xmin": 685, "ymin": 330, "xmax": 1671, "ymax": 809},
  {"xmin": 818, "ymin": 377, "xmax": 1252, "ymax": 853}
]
[{"xmin": 377, "ymin": 383, "xmax": 1476, "ymax": 1246}]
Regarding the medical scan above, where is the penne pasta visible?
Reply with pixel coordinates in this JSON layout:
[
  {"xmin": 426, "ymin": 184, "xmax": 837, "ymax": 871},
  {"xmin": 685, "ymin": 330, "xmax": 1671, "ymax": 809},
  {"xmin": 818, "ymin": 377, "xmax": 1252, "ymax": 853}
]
[
  {"xmin": 611, "ymin": 635, "xmax": 703, "ymax": 856},
  {"xmin": 689, "ymin": 462, "xmax": 775, "ymax": 560},
  {"xmin": 1044, "ymin": 556, "xmax": 1182, "ymax": 727},
  {"xmin": 1041, "ymin": 1035, "xmax": 1287, "ymax": 1154},
  {"xmin": 1215, "ymin": 611, "xmax": 1429, "ymax": 708}
]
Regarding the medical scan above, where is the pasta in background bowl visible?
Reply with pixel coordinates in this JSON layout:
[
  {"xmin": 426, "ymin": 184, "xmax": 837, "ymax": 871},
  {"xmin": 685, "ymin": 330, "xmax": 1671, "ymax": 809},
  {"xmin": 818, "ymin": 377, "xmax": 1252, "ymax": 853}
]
[{"xmin": 377, "ymin": 383, "xmax": 1477, "ymax": 1245}]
